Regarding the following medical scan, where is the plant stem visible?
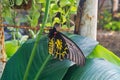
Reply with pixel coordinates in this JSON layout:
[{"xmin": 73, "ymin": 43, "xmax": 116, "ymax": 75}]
[
  {"xmin": 34, "ymin": 55, "xmax": 51, "ymax": 80},
  {"xmin": 23, "ymin": 0, "xmax": 51, "ymax": 80}
]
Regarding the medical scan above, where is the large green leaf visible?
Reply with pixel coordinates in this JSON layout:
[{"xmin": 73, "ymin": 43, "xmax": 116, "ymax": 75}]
[
  {"xmin": 63, "ymin": 58, "xmax": 120, "ymax": 80},
  {"xmin": 88, "ymin": 45, "xmax": 120, "ymax": 66},
  {"xmin": 2, "ymin": 36, "xmax": 71, "ymax": 80},
  {"xmin": 1, "ymin": 34, "xmax": 98, "ymax": 80}
]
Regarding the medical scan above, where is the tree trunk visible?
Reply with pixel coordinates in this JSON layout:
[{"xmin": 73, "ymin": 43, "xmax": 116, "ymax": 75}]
[
  {"xmin": 75, "ymin": 0, "xmax": 98, "ymax": 40},
  {"xmin": 0, "ymin": 2, "xmax": 6, "ymax": 77},
  {"xmin": 111, "ymin": 0, "xmax": 119, "ymax": 17}
]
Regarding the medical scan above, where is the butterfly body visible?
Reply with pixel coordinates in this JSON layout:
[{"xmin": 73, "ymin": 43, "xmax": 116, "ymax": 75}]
[
  {"xmin": 48, "ymin": 27, "xmax": 68, "ymax": 59},
  {"xmin": 48, "ymin": 27, "xmax": 85, "ymax": 66}
]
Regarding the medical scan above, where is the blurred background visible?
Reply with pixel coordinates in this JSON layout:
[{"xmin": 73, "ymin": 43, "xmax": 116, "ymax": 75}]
[
  {"xmin": 97, "ymin": 0, "xmax": 120, "ymax": 57},
  {"xmin": 1, "ymin": 0, "xmax": 120, "ymax": 58}
]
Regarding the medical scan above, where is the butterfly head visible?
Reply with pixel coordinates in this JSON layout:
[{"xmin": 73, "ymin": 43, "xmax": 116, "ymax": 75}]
[{"xmin": 54, "ymin": 23, "xmax": 61, "ymax": 31}]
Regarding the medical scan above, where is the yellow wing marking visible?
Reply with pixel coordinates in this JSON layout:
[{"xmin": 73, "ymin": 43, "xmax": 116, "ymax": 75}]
[{"xmin": 48, "ymin": 38, "xmax": 54, "ymax": 54}]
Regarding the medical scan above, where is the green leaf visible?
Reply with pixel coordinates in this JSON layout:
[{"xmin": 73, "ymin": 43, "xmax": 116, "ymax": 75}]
[
  {"xmin": 50, "ymin": 4, "xmax": 59, "ymax": 10},
  {"xmin": 1, "ymin": 36, "xmax": 72, "ymax": 80},
  {"xmin": 60, "ymin": 0, "xmax": 71, "ymax": 7},
  {"xmin": 29, "ymin": 30, "xmax": 36, "ymax": 38},
  {"xmin": 26, "ymin": 15, "xmax": 32, "ymax": 21},
  {"xmin": 5, "ymin": 40, "xmax": 20, "ymax": 58},
  {"xmin": 16, "ymin": 0, "xmax": 23, "ymax": 5},
  {"xmin": 37, "ymin": 0, "xmax": 45, "ymax": 3},
  {"xmin": 32, "ymin": 11, "xmax": 40, "ymax": 20},
  {"xmin": 2, "ymin": 7, "xmax": 11, "ymax": 18},
  {"xmin": 27, "ymin": 11, "xmax": 40, "ymax": 27},
  {"xmin": 49, "ymin": 4, "xmax": 60, "ymax": 15},
  {"xmin": 41, "ymin": 7, "xmax": 45, "ymax": 12},
  {"xmin": 88, "ymin": 45, "xmax": 120, "ymax": 66},
  {"xmin": 15, "ymin": 32, "xmax": 22, "ymax": 39},
  {"xmin": 5, "ymin": 17, "xmax": 14, "ymax": 25},
  {"xmin": 1, "ymin": 34, "xmax": 98, "ymax": 80},
  {"xmin": 36, "ymin": 0, "xmax": 41, "ymax": 3},
  {"xmin": 61, "ymin": 16, "xmax": 67, "ymax": 24},
  {"xmin": 31, "ymin": 19, "xmax": 38, "ymax": 27},
  {"xmin": 69, "ymin": 0, "xmax": 76, "ymax": 3},
  {"xmin": 45, "ymin": 22, "xmax": 52, "ymax": 27},
  {"xmin": 63, "ymin": 58, "xmax": 120, "ymax": 80},
  {"xmin": 30, "ymin": 11, "xmax": 40, "ymax": 27},
  {"xmin": 66, "ymin": 34, "xmax": 98, "ymax": 57},
  {"xmin": 53, "ymin": 17, "xmax": 61, "ymax": 24},
  {"xmin": 39, "ymin": 59, "xmax": 73, "ymax": 80},
  {"xmin": 70, "ymin": 6, "xmax": 77, "ymax": 12}
]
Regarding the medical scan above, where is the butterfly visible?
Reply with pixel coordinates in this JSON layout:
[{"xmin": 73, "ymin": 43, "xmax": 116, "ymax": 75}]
[{"xmin": 48, "ymin": 25, "xmax": 85, "ymax": 66}]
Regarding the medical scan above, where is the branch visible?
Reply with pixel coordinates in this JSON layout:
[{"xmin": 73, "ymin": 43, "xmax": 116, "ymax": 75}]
[
  {"xmin": 74, "ymin": 0, "xmax": 86, "ymax": 34},
  {"xmin": 1, "ymin": 24, "xmax": 73, "ymax": 32},
  {"xmin": 1, "ymin": 24, "xmax": 39, "ymax": 30}
]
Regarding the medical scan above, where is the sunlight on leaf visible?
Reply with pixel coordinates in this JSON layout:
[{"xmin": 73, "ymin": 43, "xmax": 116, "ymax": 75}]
[{"xmin": 88, "ymin": 45, "xmax": 120, "ymax": 66}]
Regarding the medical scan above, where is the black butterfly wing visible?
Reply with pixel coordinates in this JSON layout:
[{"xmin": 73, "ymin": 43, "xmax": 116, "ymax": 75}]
[
  {"xmin": 60, "ymin": 33, "xmax": 85, "ymax": 66},
  {"xmin": 48, "ymin": 29, "xmax": 85, "ymax": 66}
]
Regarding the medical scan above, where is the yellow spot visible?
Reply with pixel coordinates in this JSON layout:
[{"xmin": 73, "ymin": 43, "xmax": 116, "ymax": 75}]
[
  {"xmin": 49, "ymin": 38, "xmax": 68, "ymax": 59},
  {"xmin": 48, "ymin": 38, "xmax": 54, "ymax": 54},
  {"xmin": 55, "ymin": 39, "xmax": 62, "ymax": 50}
]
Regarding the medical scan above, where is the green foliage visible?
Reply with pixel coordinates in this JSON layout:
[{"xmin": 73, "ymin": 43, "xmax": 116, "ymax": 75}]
[
  {"xmin": 60, "ymin": 0, "xmax": 71, "ymax": 7},
  {"xmin": 1, "ymin": 34, "xmax": 98, "ymax": 80},
  {"xmin": 27, "ymin": 10, "xmax": 40, "ymax": 27},
  {"xmin": 88, "ymin": 45, "xmax": 120, "ymax": 66},
  {"xmin": 99, "ymin": 11, "xmax": 120, "ymax": 31},
  {"xmin": 104, "ymin": 21, "xmax": 120, "ymax": 31},
  {"xmin": 1, "ymin": 0, "xmax": 14, "ymax": 24},
  {"xmin": 5, "ymin": 40, "xmax": 20, "ymax": 58},
  {"xmin": 16, "ymin": 0, "xmax": 23, "ymax": 5},
  {"xmin": 1, "ymin": 0, "xmax": 77, "ymax": 45},
  {"xmin": 2, "ymin": 0, "xmax": 77, "ymax": 27},
  {"xmin": 63, "ymin": 58, "xmax": 120, "ymax": 80},
  {"xmin": 5, "ymin": 35, "xmax": 28, "ymax": 58}
]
